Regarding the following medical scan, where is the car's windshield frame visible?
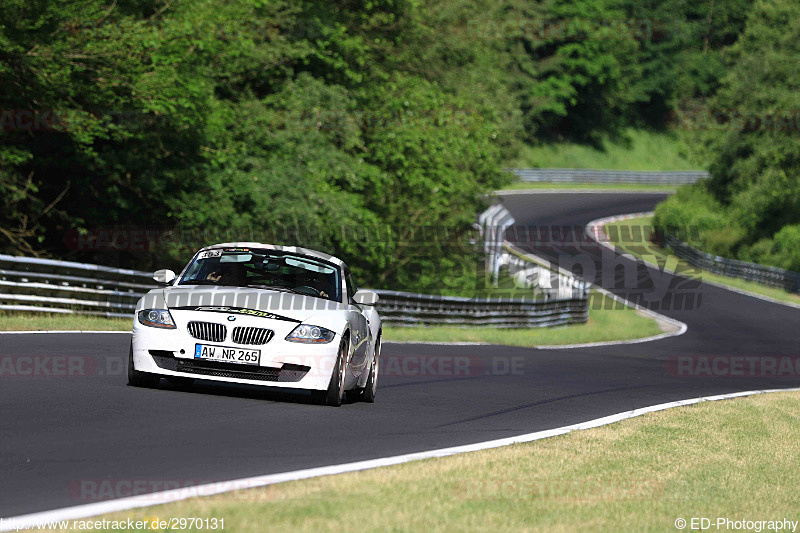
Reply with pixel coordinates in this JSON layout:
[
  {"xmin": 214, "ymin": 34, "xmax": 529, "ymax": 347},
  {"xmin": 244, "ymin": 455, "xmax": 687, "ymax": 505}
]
[{"xmin": 177, "ymin": 248, "xmax": 344, "ymax": 303}]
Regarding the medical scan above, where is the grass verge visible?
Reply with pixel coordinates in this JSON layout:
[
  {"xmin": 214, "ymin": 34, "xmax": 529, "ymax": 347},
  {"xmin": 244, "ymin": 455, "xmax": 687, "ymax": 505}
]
[
  {"xmin": 0, "ymin": 293, "xmax": 664, "ymax": 347},
  {"xmin": 499, "ymin": 181, "xmax": 678, "ymax": 192},
  {"xmin": 506, "ymin": 128, "xmax": 702, "ymax": 171},
  {"xmin": 0, "ymin": 312, "xmax": 131, "ymax": 332},
  {"xmin": 605, "ymin": 216, "xmax": 800, "ymax": 306},
  {"xmin": 44, "ymin": 391, "xmax": 800, "ymax": 532}
]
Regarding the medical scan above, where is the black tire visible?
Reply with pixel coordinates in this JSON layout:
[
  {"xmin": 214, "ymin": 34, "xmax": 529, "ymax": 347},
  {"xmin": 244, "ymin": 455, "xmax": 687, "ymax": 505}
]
[
  {"xmin": 322, "ymin": 336, "xmax": 348, "ymax": 407},
  {"xmin": 361, "ymin": 335, "xmax": 380, "ymax": 403},
  {"xmin": 127, "ymin": 343, "xmax": 160, "ymax": 388},
  {"xmin": 345, "ymin": 389, "xmax": 363, "ymax": 403}
]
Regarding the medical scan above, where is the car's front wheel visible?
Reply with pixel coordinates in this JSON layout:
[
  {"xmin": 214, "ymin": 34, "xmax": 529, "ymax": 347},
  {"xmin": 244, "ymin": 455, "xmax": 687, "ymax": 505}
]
[
  {"xmin": 361, "ymin": 335, "xmax": 380, "ymax": 403},
  {"xmin": 314, "ymin": 336, "xmax": 348, "ymax": 407},
  {"xmin": 127, "ymin": 343, "xmax": 160, "ymax": 388}
]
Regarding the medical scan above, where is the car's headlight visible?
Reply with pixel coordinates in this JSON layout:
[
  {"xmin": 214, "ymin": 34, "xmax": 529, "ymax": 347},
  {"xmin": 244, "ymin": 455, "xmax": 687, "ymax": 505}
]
[
  {"xmin": 285, "ymin": 324, "xmax": 336, "ymax": 343},
  {"xmin": 137, "ymin": 309, "xmax": 176, "ymax": 329}
]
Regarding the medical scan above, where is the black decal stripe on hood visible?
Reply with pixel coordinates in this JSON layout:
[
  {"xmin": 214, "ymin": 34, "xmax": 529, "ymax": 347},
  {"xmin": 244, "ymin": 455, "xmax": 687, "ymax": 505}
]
[{"xmin": 169, "ymin": 306, "xmax": 301, "ymax": 323}]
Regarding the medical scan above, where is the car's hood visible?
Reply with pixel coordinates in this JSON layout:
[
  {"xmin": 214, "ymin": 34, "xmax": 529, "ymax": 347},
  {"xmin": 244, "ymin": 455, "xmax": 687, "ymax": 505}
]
[{"xmin": 136, "ymin": 285, "xmax": 348, "ymax": 323}]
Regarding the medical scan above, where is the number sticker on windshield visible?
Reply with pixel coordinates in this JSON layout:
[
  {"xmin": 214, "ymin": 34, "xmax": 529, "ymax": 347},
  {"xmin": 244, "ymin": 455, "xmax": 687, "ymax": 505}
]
[{"xmin": 197, "ymin": 250, "xmax": 223, "ymax": 260}]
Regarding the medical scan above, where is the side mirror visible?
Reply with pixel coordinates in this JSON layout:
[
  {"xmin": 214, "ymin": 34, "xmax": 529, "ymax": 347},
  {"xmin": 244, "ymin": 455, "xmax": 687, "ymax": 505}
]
[
  {"xmin": 153, "ymin": 269, "xmax": 176, "ymax": 285},
  {"xmin": 353, "ymin": 289, "xmax": 379, "ymax": 306}
]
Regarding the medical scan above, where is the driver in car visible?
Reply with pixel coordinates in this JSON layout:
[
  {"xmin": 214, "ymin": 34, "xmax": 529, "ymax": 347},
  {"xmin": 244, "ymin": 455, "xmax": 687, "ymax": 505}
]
[
  {"xmin": 206, "ymin": 263, "xmax": 246, "ymax": 285},
  {"xmin": 301, "ymin": 273, "xmax": 330, "ymax": 299}
]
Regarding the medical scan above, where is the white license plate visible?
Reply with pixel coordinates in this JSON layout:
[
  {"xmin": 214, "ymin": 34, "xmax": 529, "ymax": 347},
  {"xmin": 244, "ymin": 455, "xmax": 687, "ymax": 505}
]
[{"xmin": 194, "ymin": 344, "xmax": 261, "ymax": 365}]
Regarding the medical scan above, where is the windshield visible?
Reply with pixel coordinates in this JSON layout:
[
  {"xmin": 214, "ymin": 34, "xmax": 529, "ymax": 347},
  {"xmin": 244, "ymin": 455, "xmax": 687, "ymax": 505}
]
[{"xmin": 179, "ymin": 248, "xmax": 342, "ymax": 302}]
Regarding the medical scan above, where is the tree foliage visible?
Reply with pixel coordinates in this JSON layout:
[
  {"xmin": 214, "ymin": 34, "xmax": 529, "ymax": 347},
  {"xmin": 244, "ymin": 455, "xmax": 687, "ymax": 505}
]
[
  {"xmin": 2, "ymin": 0, "xmax": 797, "ymax": 288},
  {"xmin": 655, "ymin": 0, "xmax": 800, "ymax": 271}
]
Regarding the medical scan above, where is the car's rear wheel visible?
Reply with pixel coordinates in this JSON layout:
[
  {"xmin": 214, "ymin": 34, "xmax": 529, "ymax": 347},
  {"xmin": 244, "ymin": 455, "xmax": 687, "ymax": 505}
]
[
  {"xmin": 361, "ymin": 335, "xmax": 380, "ymax": 403},
  {"xmin": 127, "ymin": 343, "xmax": 160, "ymax": 388},
  {"xmin": 316, "ymin": 336, "xmax": 348, "ymax": 407}
]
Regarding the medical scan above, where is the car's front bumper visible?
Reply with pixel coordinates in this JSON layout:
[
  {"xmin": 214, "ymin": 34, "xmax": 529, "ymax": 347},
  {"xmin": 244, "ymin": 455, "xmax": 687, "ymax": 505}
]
[{"xmin": 131, "ymin": 310, "xmax": 338, "ymax": 390}]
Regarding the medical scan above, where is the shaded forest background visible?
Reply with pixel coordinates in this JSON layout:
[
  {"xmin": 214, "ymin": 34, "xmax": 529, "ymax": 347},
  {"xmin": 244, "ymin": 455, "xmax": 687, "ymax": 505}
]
[{"xmin": 1, "ymin": 0, "xmax": 797, "ymax": 290}]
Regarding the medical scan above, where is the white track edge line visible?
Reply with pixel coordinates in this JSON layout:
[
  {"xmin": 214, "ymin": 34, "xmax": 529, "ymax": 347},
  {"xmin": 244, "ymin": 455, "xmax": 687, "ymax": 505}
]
[{"xmin": 3, "ymin": 386, "xmax": 799, "ymax": 530}]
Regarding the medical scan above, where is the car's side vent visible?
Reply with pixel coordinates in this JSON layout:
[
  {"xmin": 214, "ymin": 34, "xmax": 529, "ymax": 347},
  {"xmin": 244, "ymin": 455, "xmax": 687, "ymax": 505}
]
[
  {"xmin": 187, "ymin": 321, "xmax": 227, "ymax": 343},
  {"xmin": 232, "ymin": 327, "xmax": 273, "ymax": 345}
]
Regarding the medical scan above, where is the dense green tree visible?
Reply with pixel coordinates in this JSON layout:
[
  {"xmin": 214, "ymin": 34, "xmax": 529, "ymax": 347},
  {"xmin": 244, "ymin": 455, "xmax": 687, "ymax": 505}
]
[
  {"xmin": 501, "ymin": 0, "xmax": 645, "ymax": 142},
  {"xmin": 3, "ymin": 0, "xmax": 796, "ymax": 289},
  {"xmin": 0, "ymin": 0, "xmax": 508, "ymax": 290},
  {"xmin": 655, "ymin": 0, "xmax": 800, "ymax": 270}
]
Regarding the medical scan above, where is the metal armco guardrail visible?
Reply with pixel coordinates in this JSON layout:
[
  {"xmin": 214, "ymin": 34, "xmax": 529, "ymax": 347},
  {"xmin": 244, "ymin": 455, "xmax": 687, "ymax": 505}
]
[
  {"xmin": 508, "ymin": 168, "xmax": 709, "ymax": 185},
  {"xmin": 663, "ymin": 236, "xmax": 800, "ymax": 295},
  {"xmin": 374, "ymin": 290, "xmax": 588, "ymax": 328},
  {"xmin": 0, "ymin": 254, "xmax": 155, "ymax": 317},
  {"xmin": 0, "ymin": 254, "xmax": 590, "ymax": 328}
]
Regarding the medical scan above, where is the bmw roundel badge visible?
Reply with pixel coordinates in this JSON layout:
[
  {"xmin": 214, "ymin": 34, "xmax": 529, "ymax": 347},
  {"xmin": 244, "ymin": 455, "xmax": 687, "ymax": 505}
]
[{"xmin": 227, "ymin": 315, "xmax": 236, "ymax": 322}]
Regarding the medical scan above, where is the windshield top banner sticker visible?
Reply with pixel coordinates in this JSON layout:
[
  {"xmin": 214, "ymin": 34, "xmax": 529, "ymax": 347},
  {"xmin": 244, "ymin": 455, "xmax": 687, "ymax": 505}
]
[
  {"xmin": 170, "ymin": 306, "xmax": 300, "ymax": 322},
  {"xmin": 197, "ymin": 250, "xmax": 223, "ymax": 260}
]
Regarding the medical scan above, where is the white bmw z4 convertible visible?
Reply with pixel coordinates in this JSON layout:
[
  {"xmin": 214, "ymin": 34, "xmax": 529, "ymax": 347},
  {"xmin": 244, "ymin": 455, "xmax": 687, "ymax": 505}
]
[{"xmin": 129, "ymin": 242, "xmax": 381, "ymax": 406}]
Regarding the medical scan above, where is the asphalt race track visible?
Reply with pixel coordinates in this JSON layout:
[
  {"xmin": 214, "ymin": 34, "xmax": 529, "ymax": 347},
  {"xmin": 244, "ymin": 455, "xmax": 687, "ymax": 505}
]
[{"xmin": 2, "ymin": 192, "xmax": 799, "ymax": 518}]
